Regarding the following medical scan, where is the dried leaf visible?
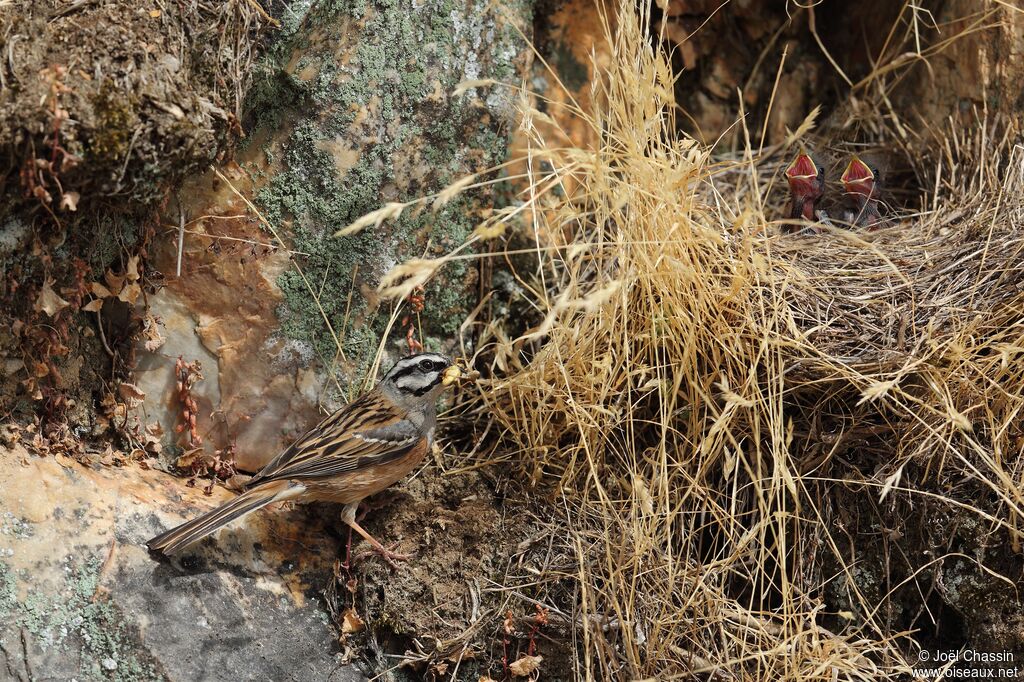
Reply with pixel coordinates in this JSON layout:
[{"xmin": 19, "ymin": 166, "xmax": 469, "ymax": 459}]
[
  {"xmin": 82, "ymin": 299, "xmax": 104, "ymax": 313},
  {"xmin": 149, "ymin": 9, "xmax": 161, "ymax": 17},
  {"xmin": 91, "ymin": 281, "xmax": 113, "ymax": 298},
  {"xmin": 32, "ymin": 185, "xmax": 52, "ymax": 204},
  {"xmin": 60, "ymin": 190, "xmax": 80, "ymax": 211},
  {"xmin": 126, "ymin": 255, "xmax": 140, "ymax": 282},
  {"xmin": 341, "ymin": 608, "xmax": 364, "ymax": 634},
  {"xmin": 118, "ymin": 383, "xmax": 146, "ymax": 407},
  {"xmin": 508, "ymin": 655, "xmax": 542, "ymax": 677},
  {"xmin": 34, "ymin": 278, "xmax": 69, "ymax": 316},
  {"xmin": 118, "ymin": 282, "xmax": 142, "ymax": 305},
  {"xmin": 175, "ymin": 447, "xmax": 204, "ymax": 469},
  {"xmin": 140, "ymin": 313, "xmax": 165, "ymax": 352},
  {"xmin": 104, "ymin": 269, "xmax": 125, "ymax": 295},
  {"xmin": 138, "ymin": 422, "xmax": 164, "ymax": 454},
  {"xmin": 144, "ymin": 330, "xmax": 166, "ymax": 352}
]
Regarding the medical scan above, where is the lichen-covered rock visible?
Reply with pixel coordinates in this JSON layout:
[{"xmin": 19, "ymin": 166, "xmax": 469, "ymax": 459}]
[
  {"xmin": 138, "ymin": 0, "xmax": 531, "ymax": 471},
  {"xmin": 247, "ymin": 0, "xmax": 530, "ymax": 364},
  {"xmin": 0, "ymin": 443, "xmax": 364, "ymax": 682}
]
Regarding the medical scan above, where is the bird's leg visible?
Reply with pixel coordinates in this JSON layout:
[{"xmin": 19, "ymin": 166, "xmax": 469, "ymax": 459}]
[{"xmin": 341, "ymin": 502, "xmax": 411, "ymax": 570}]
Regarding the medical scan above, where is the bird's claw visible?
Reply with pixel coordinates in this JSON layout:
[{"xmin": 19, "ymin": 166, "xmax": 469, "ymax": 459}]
[{"xmin": 355, "ymin": 541, "xmax": 412, "ymax": 570}]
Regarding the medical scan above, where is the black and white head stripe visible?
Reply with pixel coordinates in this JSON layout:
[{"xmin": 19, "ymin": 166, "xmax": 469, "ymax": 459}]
[{"xmin": 384, "ymin": 353, "xmax": 452, "ymax": 397}]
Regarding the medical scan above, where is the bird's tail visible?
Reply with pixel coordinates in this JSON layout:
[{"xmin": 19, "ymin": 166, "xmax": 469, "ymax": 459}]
[{"xmin": 147, "ymin": 480, "xmax": 303, "ymax": 555}]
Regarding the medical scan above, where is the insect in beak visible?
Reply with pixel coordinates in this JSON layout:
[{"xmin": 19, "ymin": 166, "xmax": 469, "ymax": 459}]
[{"xmin": 441, "ymin": 364, "xmax": 464, "ymax": 386}]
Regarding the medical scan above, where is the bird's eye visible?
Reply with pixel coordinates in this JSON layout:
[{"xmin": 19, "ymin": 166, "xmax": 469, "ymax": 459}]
[
  {"xmin": 817, "ymin": 166, "xmax": 824, "ymax": 174},
  {"xmin": 418, "ymin": 358, "xmax": 438, "ymax": 372}
]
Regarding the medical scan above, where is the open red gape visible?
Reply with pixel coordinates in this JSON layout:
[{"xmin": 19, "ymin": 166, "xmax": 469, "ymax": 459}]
[
  {"xmin": 841, "ymin": 156, "xmax": 874, "ymax": 184},
  {"xmin": 785, "ymin": 153, "xmax": 817, "ymax": 179}
]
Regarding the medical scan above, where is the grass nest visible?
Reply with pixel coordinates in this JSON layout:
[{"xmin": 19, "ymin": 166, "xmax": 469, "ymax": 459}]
[{"xmin": 348, "ymin": 1, "xmax": 1024, "ymax": 678}]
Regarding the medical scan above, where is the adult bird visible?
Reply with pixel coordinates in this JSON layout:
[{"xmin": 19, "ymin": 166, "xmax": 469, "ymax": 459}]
[
  {"xmin": 147, "ymin": 352, "xmax": 463, "ymax": 567},
  {"xmin": 840, "ymin": 156, "xmax": 883, "ymax": 229},
  {"xmin": 783, "ymin": 151, "xmax": 825, "ymax": 234}
]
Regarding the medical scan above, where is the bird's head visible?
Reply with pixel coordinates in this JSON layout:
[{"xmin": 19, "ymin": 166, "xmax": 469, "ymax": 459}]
[
  {"xmin": 784, "ymin": 152, "xmax": 824, "ymax": 200},
  {"xmin": 381, "ymin": 352, "xmax": 462, "ymax": 406},
  {"xmin": 841, "ymin": 156, "xmax": 877, "ymax": 199}
]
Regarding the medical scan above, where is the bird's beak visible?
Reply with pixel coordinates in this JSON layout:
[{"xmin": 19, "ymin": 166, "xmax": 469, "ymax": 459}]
[
  {"xmin": 441, "ymin": 364, "xmax": 463, "ymax": 387},
  {"xmin": 841, "ymin": 156, "xmax": 874, "ymax": 195},
  {"xmin": 786, "ymin": 152, "xmax": 817, "ymax": 180},
  {"xmin": 785, "ymin": 152, "xmax": 819, "ymax": 194}
]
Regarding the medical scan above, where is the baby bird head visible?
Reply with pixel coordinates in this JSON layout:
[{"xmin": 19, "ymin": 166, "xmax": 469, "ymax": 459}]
[
  {"xmin": 841, "ymin": 156, "xmax": 879, "ymax": 200},
  {"xmin": 784, "ymin": 151, "xmax": 825, "ymax": 202},
  {"xmin": 380, "ymin": 352, "xmax": 461, "ymax": 406}
]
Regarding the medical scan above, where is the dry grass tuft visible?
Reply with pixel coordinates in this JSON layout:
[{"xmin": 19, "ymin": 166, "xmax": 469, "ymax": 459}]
[{"xmin": 353, "ymin": 0, "xmax": 1024, "ymax": 677}]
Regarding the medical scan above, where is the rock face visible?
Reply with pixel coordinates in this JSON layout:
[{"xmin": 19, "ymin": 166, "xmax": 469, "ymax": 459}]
[
  {"xmin": 0, "ymin": 1, "xmax": 271, "ymax": 214},
  {"xmin": 0, "ymin": 444, "xmax": 364, "ymax": 682},
  {"xmin": 137, "ymin": 0, "xmax": 530, "ymax": 471},
  {"xmin": 0, "ymin": 0, "xmax": 271, "ymax": 441},
  {"xmin": 821, "ymin": 479, "xmax": 1024, "ymax": 665},
  {"xmin": 894, "ymin": 0, "xmax": 1024, "ymax": 127}
]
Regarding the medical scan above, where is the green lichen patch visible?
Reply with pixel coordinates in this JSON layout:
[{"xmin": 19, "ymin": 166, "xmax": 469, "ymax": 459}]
[
  {"xmin": 3, "ymin": 558, "xmax": 163, "ymax": 682},
  {"xmin": 0, "ymin": 511, "xmax": 35, "ymax": 540},
  {"xmin": 0, "ymin": 561, "xmax": 16, "ymax": 620}
]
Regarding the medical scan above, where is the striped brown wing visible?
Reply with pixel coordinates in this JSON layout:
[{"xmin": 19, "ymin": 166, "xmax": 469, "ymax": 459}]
[{"xmin": 246, "ymin": 391, "xmax": 421, "ymax": 486}]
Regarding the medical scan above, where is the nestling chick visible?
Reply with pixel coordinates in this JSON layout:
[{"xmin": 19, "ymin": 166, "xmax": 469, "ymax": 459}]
[
  {"xmin": 840, "ymin": 156, "xmax": 883, "ymax": 229},
  {"xmin": 783, "ymin": 151, "xmax": 825, "ymax": 234},
  {"xmin": 147, "ymin": 353, "xmax": 464, "ymax": 568}
]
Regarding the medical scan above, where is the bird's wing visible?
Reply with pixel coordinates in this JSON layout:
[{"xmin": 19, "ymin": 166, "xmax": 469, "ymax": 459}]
[{"xmin": 246, "ymin": 392, "xmax": 421, "ymax": 485}]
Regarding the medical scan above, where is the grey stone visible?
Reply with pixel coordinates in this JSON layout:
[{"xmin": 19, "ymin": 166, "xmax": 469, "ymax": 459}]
[{"xmin": 0, "ymin": 445, "xmax": 365, "ymax": 682}]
